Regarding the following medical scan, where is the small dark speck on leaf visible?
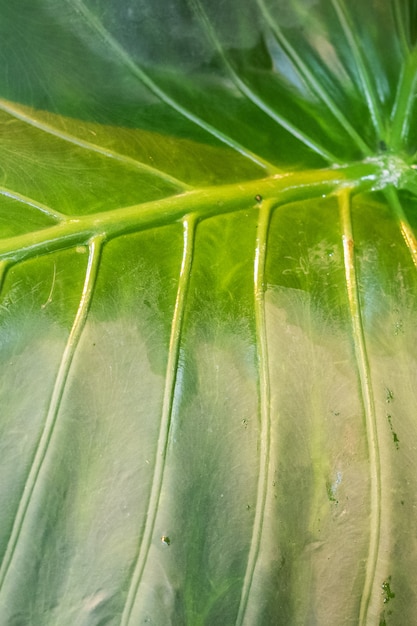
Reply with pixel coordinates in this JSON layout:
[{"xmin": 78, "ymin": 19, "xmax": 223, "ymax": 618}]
[
  {"xmin": 386, "ymin": 414, "xmax": 399, "ymax": 449},
  {"xmin": 378, "ymin": 140, "xmax": 388, "ymax": 152},
  {"xmin": 161, "ymin": 536, "xmax": 171, "ymax": 546},
  {"xmin": 255, "ymin": 194, "xmax": 262, "ymax": 203}
]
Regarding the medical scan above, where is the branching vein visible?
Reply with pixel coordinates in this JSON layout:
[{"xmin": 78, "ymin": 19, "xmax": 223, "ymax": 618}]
[
  {"xmin": 0, "ymin": 235, "xmax": 103, "ymax": 596},
  {"xmin": 120, "ymin": 216, "xmax": 196, "ymax": 626},
  {"xmin": 0, "ymin": 186, "xmax": 66, "ymax": 222}
]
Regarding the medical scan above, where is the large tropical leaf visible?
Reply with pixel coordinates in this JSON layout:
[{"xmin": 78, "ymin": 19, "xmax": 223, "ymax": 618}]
[{"xmin": 1, "ymin": 1, "xmax": 417, "ymax": 624}]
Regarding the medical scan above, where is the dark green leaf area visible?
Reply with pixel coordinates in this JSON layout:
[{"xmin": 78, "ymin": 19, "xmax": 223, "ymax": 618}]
[
  {"xmin": 3, "ymin": 0, "xmax": 412, "ymax": 168},
  {"xmin": 0, "ymin": 0, "xmax": 154, "ymax": 122},
  {"xmin": 0, "ymin": 196, "xmax": 56, "ymax": 239}
]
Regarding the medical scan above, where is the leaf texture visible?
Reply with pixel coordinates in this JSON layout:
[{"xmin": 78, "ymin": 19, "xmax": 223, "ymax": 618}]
[{"xmin": 1, "ymin": 1, "xmax": 417, "ymax": 624}]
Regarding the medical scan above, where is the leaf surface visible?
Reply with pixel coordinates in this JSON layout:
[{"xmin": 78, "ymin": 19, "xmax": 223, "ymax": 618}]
[{"xmin": 1, "ymin": 1, "xmax": 417, "ymax": 624}]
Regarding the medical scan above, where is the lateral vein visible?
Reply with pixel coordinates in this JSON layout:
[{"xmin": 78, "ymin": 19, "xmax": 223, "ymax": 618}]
[
  {"xmin": 0, "ymin": 235, "xmax": 103, "ymax": 596},
  {"xmin": 236, "ymin": 199, "xmax": 273, "ymax": 625},
  {"xmin": 0, "ymin": 99, "xmax": 190, "ymax": 192},
  {"xmin": 339, "ymin": 188, "xmax": 381, "ymax": 626},
  {"xmin": 120, "ymin": 215, "xmax": 196, "ymax": 626}
]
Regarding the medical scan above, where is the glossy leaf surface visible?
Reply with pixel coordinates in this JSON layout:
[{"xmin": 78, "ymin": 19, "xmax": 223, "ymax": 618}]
[{"xmin": 1, "ymin": 1, "xmax": 417, "ymax": 624}]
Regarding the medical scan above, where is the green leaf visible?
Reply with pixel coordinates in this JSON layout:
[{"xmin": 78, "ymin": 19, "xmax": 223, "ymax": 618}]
[{"xmin": 1, "ymin": 1, "xmax": 417, "ymax": 624}]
